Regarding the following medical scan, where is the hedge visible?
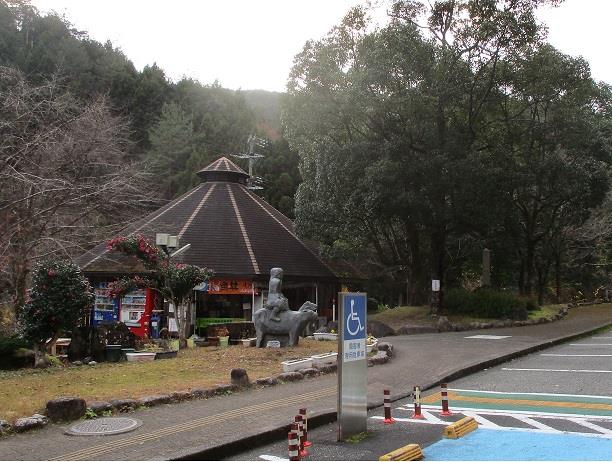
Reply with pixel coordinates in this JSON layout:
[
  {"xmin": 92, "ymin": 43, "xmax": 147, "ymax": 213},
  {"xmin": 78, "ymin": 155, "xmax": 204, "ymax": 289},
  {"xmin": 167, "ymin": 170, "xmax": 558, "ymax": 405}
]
[{"xmin": 444, "ymin": 288, "xmax": 534, "ymax": 320}]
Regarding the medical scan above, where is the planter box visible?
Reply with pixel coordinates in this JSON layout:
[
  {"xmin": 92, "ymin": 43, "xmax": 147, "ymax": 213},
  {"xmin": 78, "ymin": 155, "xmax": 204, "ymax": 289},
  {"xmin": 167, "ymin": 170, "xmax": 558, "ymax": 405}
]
[
  {"xmin": 313, "ymin": 332, "xmax": 338, "ymax": 341},
  {"xmin": 125, "ymin": 352, "xmax": 156, "ymax": 362},
  {"xmin": 155, "ymin": 350, "xmax": 178, "ymax": 360},
  {"xmin": 219, "ymin": 336, "xmax": 229, "ymax": 348},
  {"xmin": 366, "ymin": 341, "xmax": 378, "ymax": 353},
  {"xmin": 239, "ymin": 338, "xmax": 257, "ymax": 347},
  {"xmin": 311, "ymin": 352, "xmax": 337, "ymax": 367},
  {"xmin": 281, "ymin": 357, "xmax": 313, "ymax": 373}
]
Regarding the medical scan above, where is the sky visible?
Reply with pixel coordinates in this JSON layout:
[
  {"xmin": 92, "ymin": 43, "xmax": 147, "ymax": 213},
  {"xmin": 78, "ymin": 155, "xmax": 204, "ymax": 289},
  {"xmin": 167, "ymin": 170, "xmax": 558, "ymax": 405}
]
[{"xmin": 31, "ymin": 0, "xmax": 612, "ymax": 92}]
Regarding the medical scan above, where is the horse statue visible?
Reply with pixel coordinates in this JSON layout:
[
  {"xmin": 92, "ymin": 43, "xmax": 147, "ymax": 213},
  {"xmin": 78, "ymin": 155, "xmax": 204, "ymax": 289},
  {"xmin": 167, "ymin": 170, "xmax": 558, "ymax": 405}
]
[{"xmin": 254, "ymin": 301, "xmax": 318, "ymax": 347}]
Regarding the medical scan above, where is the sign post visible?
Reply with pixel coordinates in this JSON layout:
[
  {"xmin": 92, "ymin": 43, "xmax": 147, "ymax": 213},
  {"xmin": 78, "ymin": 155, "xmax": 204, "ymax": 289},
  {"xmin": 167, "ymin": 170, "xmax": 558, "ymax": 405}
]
[{"xmin": 337, "ymin": 292, "xmax": 367, "ymax": 440}]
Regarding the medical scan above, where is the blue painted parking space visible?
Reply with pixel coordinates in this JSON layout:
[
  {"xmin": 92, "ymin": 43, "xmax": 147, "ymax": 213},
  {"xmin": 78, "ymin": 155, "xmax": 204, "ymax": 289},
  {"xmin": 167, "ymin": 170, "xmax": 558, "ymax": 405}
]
[{"xmin": 424, "ymin": 428, "xmax": 612, "ymax": 461}]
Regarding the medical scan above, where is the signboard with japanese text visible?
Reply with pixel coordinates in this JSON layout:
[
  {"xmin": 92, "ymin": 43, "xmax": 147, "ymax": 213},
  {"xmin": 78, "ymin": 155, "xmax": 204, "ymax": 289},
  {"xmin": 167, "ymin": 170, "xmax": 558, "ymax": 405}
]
[
  {"xmin": 337, "ymin": 292, "xmax": 367, "ymax": 440},
  {"xmin": 207, "ymin": 279, "xmax": 253, "ymax": 295}
]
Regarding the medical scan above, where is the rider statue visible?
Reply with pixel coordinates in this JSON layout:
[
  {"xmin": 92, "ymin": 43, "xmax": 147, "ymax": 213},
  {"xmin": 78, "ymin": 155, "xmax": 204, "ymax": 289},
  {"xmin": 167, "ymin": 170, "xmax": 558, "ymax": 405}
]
[{"xmin": 266, "ymin": 267, "xmax": 289, "ymax": 322}]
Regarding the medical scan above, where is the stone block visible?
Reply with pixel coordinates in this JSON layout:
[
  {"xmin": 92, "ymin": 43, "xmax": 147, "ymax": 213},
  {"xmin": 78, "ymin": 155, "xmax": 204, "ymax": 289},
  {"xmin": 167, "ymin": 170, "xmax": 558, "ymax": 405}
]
[
  {"xmin": 170, "ymin": 391, "xmax": 192, "ymax": 402},
  {"xmin": 230, "ymin": 368, "xmax": 250, "ymax": 388},
  {"xmin": 13, "ymin": 414, "xmax": 48, "ymax": 433},
  {"xmin": 367, "ymin": 320, "xmax": 396, "ymax": 338},
  {"xmin": 277, "ymin": 372, "xmax": 304, "ymax": 382},
  {"xmin": 255, "ymin": 376, "xmax": 279, "ymax": 387},
  {"xmin": 138, "ymin": 395, "xmax": 172, "ymax": 407},
  {"xmin": 396, "ymin": 325, "xmax": 437, "ymax": 335},
  {"xmin": 317, "ymin": 364, "xmax": 337, "ymax": 374},
  {"xmin": 437, "ymin": 316, "xmax": 452, "ymax": 332},
  {"xmin": 0, "ymin": 420, "xmax": 11, "ymax": 435},
  {"xmin": 109, "ymin": 398, "xmax": 138, "ymax": 412},
  {"xmin": 377, "ymin": 342, "xmax": 393, "ymax": 357},
  {"xmin": 298, "ymin": 367, "xmax": 320, "ymax": 377},
  {"xmin": 214, "ymin": 384, "xmax": 237, "ymax": 395},
  {"xmin": 46, "ymin": 396, "xmax": 86, "ymax": 422},
  {"xmin": 88, "ymin": 401, "xmax": 112, "ymax": 414}
]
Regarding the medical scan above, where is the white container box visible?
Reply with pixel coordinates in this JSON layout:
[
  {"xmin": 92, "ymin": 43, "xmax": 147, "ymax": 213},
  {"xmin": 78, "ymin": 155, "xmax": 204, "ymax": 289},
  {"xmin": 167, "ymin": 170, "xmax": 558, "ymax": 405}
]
[
  {"xmin": 313, "ymin": 332, "xmax": 338, "ymax": 341},
  {"xmin": 281, "ymin": 357, "xmax": 313, "ymax": 373},
  {"xmin": 125, "ymin": 352, "xmax": 157, "ymax": 362},
  {"xmin": 311, "ymin": 352, "xmax": 337, "ymax": 367}
]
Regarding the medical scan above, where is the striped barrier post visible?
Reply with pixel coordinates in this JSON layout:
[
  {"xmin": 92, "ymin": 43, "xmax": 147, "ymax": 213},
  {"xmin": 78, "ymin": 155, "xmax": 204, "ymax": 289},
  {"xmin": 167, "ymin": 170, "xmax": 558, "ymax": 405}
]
[
  {"xmin": 295, "ymin": 414, "xmax": 308, "ymax": 457},
  {"xmin": 383, "ymin": 389, "xmax": 395, "ymax": 424},
  {"xmin": 440, "ymin": 383, "xmax": 453, "ymax": 416},
  {"xmin": 288, "ymin": 424, "xmax": 300, "ymax": 461},
  {"xmin": 299, "ymin": 408, "xmax": 312, "ymax": 447},
  {"xmin": 411, "ymin": 386, "xmax": 424, "ymax": 419}
]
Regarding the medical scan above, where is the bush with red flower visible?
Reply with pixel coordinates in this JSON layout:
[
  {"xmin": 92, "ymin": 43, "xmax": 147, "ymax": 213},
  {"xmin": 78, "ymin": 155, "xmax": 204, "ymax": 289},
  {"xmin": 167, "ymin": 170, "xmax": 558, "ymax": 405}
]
[
  {"xmin": 19, "ymin": 259, "xmax": 94, "ymax": 368},
  {"xmin": 107, "ymin": 234, "xmax": 163, "ymax": 269},
  {"xmin": 107, "ymin": 235, "xmax": 213, "ymax": 349}
]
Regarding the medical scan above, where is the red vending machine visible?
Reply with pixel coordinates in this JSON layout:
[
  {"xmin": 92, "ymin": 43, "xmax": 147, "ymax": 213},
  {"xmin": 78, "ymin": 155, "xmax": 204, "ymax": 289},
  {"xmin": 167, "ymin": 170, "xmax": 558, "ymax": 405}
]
[{"xmin": 119, "ymin": 287, "xmax": 155, "ymax": 338}]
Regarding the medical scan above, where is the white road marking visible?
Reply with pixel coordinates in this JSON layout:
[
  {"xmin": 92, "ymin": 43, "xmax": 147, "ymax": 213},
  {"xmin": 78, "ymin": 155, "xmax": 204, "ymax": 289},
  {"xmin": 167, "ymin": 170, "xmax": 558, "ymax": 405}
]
[
  {"xmin": 515, "ymin": 416, "xmax": 562, "ymax": 433},
  {"xmin": 540, "ymin": 354, "xmax": 612, "ymax": 357},
  {"xmin": 259, "ymin": 455, "xmax": 288, "ymax": 461},
  {"xmin": 373, "ymin": 409, "xmax": 612, "ymax": 439},
  {"xmin": 566, "ymin": 418, "xmax": 612, "ymax": 436},
  {"xmin": 449, "ymin": 388, "xmax": 612, "ymax": 400},
  {"xmin": 420, "ymin": 410, "xmax": 447, "ymax": 425},
  {"xmin": 420, "ymin": 404, "xmax": 612, "ymax": 421},
  {"xmin": 569, "ymin": 343, "xmax": 612, "ymax": 346},
  {"xmin": 461, "ymin": 410, "xmax": 501, "ymax": 428},
  {"xmin": 502, "ymin": 367, "xmax": 612, "ymax": 373},
  {"xmin": 464, "ymin": 335, "xmax": 511, "ymax": 339}
]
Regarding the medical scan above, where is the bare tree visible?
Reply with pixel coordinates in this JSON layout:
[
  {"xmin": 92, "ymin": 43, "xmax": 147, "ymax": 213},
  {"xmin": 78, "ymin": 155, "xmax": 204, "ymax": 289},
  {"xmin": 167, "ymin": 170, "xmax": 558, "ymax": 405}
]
[{"xmin": 0, "ymin": 67, "xmax": 153, "ymax": 329}]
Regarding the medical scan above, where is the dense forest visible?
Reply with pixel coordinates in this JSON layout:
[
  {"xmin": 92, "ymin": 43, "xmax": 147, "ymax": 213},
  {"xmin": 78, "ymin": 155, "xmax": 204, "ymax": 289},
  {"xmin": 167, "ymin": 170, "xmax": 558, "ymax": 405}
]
[
  {"xmin": 283, "ymin": 0, "xmax": 612, "ymax": 306},
  {"xmin": 0, "ymin": 0, "xmax": 299, "ymax": 329},
  {"xmin": 2, "ymin": 0, "xmax": 612, "ymax": 332}
]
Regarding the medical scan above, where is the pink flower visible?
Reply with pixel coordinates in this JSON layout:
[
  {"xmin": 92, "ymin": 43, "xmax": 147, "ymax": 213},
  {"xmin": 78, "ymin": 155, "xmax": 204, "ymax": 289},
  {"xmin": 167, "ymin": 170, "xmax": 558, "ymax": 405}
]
[{"xmin": 48, "ymin": 270, "xmax": 55, "ymax": 277}]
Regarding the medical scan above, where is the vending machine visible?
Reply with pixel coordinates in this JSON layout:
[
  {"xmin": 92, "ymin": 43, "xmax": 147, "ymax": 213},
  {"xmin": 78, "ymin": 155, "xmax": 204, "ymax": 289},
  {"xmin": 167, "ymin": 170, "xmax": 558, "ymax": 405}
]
[
  {"xmin": 92, "ymin": 282, "xmax": 119, "ymax": 325},
  {"xmin": 119, "ymin": 287, "xmax": 155, "ymax": 338}
]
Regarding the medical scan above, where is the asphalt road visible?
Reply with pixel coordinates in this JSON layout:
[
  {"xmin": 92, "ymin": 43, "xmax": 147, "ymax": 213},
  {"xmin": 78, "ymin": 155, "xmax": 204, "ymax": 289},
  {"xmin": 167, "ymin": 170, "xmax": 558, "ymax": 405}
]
[
  {"xmin": 226, "ymin": 329, "xmax": 612, "ymax": 461},
  {"xmin": 451, "ymin": 332, "xmax": 612, "ymax": 395}
]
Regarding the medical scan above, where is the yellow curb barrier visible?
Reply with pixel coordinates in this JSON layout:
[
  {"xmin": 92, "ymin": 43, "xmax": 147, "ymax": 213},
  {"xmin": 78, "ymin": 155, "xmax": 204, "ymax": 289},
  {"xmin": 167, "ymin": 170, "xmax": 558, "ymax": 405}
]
[
  {"xmin": 444, "ymin": 416, "xmax": 478, "ymax": 439},
  {"xmin": 379, "ymin": 443, "xmax": 423, "ymax": 461}
]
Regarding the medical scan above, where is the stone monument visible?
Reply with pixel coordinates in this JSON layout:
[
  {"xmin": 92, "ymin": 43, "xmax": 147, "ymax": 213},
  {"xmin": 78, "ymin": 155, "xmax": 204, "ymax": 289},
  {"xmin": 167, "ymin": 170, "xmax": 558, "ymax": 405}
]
[{"xmin": 253, "ymin": 267, "xmax": 318, "ymax": 347}]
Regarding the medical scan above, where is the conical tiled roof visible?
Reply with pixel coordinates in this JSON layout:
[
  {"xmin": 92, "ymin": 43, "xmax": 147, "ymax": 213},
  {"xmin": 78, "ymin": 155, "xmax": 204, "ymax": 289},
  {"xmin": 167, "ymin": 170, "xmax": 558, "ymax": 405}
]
[
  {"xmin": 196, "ymin": 156, "xmax": 248, "ymax": 183},
  {"xmin": 76, "ymin": 157, "xmax": 337, "ymax": 281}
]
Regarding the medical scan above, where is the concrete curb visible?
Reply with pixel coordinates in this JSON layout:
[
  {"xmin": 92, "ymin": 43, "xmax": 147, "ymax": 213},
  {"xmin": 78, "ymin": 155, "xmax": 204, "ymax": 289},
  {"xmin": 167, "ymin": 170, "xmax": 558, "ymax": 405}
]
[{"xmin": 172, "ymin": 319, "xmax": 612, "ymax": 461}]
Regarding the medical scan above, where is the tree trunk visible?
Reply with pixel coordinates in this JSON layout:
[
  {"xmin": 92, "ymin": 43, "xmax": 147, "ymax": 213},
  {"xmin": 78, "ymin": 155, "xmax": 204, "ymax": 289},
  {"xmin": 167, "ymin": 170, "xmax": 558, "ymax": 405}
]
[{"xmin": 555, "ymin": 251, "xmax": 561, "ymax": 304}]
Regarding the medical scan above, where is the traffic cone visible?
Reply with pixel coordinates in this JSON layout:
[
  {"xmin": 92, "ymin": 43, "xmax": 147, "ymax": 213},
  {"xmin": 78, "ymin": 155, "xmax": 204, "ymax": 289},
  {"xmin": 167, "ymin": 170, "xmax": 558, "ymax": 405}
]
[
  {"xmin": 411, "ymin": 386, "xmax": 425, "ymax": 419},
  {"xmin": 440, "ymin": 383, "xmax": 453, "ymax": 416},
  {"xmin": 288, "ymin": 424, "xmax": 301, "ymax": 461},
  {"xmin": 295, "ymin": 414, "xmax": 308, "ymax": 457},
  {"xmin": 383, "ymin": 389, "xmax": 395, "ymax": 424},
  {"xmin": 299, "ymin": 408, "xmax": 312, "ymax": 447}
]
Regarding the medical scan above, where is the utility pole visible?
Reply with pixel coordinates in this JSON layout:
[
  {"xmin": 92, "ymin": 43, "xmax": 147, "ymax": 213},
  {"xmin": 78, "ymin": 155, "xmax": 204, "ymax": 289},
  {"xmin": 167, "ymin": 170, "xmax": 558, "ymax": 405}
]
[{"xmin": 231, "ymin": 135, "xmax": 267, "ymax": 190}]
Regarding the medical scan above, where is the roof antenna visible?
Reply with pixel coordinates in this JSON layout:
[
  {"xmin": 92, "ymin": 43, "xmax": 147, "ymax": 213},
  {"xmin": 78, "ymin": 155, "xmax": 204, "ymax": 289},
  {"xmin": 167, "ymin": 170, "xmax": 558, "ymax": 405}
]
[{"xmin": 231, "ymin": 135, "xmax": 267, "ymax": 190}]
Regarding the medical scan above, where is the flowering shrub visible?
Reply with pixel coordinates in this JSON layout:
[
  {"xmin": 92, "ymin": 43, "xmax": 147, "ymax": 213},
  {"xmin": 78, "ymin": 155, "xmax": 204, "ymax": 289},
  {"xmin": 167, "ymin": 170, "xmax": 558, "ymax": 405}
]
[
  {"xmin": 107, "ymin": 234, "xmax": 163, "ymax": 269},
  {"xmin": 106, "ymin": 234, "xmax": 213, "ymax": 349},
  {"xmin": 19, "ymin": 259, "xmax": 94, "ymax": 367},
  {"xmin": 108, "ymin": 276, "xmax": 154, "ymax": 299}
]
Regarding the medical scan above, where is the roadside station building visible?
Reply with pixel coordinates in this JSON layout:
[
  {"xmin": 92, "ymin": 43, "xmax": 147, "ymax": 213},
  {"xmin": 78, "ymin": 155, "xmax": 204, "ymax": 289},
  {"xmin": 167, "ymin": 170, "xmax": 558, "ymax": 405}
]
[{"xmin": 76, "ymin": 157, "xmax": 346, "ymax": 337}]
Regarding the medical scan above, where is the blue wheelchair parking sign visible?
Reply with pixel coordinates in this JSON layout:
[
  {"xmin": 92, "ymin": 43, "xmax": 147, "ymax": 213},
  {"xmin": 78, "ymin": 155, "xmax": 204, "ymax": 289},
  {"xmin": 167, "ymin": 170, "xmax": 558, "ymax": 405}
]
[{"xmin": 343, "ymin": 294, "xmax": 366, "ymax": 341}]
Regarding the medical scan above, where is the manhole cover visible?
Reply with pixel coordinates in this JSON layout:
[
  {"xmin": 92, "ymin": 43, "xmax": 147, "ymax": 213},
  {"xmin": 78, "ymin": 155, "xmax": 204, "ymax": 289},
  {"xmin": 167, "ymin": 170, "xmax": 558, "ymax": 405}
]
[{"xmin": 66, "ymin": 417, "xmax": 142, "ymax": 436}]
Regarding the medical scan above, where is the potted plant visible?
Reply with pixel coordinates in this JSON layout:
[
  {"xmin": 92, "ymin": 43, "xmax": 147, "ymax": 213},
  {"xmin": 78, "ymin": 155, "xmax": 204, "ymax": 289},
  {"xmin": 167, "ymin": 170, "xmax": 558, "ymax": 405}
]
[
  {"xmin": 238, "ymin": 332, "xmax": 255, "ymax": 347},
  {"xmin": 366, "ymin": 334, "xmax": 378, "ymax": 353},
  {"xmin": 217, "ymin": 326, "xmax": 230, "ymax": 348}
]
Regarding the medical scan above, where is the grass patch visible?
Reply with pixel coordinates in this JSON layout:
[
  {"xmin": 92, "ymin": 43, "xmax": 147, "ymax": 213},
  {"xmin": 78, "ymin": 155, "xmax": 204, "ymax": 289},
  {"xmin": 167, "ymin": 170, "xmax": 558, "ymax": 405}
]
[
  {"xmin": 369, "ymin": 306, "xmax": 431, "ymax": 330},
  {"xmin": 0, "ymin": 339, "xmax": 337, "ymax": 423},
  {"xmin": 344, "ymin": 431, "xmax": 369, "ymax": 443},
  {"xmin": 528, "ymin": 304, "xmax": 564, "ymax": 320}
]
